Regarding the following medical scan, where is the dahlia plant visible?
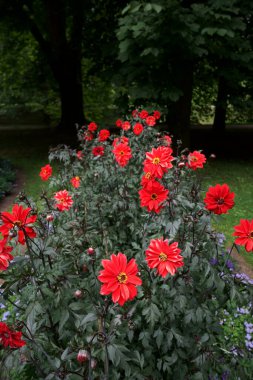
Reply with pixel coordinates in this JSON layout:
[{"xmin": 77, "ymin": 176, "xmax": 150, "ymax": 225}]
[{"xmin": 0, "ymin": 108, "xmax": 252, "ymax": 379}]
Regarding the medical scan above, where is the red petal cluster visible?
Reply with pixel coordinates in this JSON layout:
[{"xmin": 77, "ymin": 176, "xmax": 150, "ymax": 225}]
[
  {"xmin": 70, "ymin": 176, "xmax": 81, "ymax": 188},
  {"xmin": 0, "ymin": 240, "xmax": 13, "ymax": 271},
  {"xmin": 121, "ymin": 121, "xmax": 131, "ymax": 131},
  {"xmin": 112, "ymin": 143, "xmax": 132, "ymax": 167},
  {"xmin": 153, "ymin": 110, "xmax": 161, "ymax": 120},
  {"xmin": 92, "ymin": 146, "xmax": 104, "ymax": 157},
  {"xmin": 54, "ymin": 190, "xmax": 73, "ymax": 211},
  {"xmin": 0, "ymin": 322, "xmax": 26, "ymax": 348},
  {"xmin": 204, "ymin": 184, "xmax": 235, "ymax": 214},
  {"xmin": 139, "ymin": 180, "xmax": 168, "ymax": 213},
  {"xmin": 39, "ymin": 164, "xmax": 52, "ymax": 181},
  {"xmin": 145, "ymin": 116, "xmax": 156, "ymax": 127},
  {"xmin": 0, "ymin": 205, "xmax": 37, "ymax": 245},
  {"xmin": 98, "ymin": 129, "xmax": 110, "ymax": 142},
  {"xmin": 187, "ymin": 151, "xmax": 206, "ymax": 170},
  {"xmin": 133, "ymin": 123, "xmax": 144, "ymax": 135},
  {"xmin": 143, "ymin": 146, "xmax": 174, "ymax": 178},
  {"xmin": 145, "ymin": 238, "xmax": 183, "ymax": 277},
  {"xmin": 76, "ymin": 150, "xmax": 84, "ymax": 160},
  {"xmin": 233, "ymin": 219, "xmax": 253, "ymax": 252},
  {"xmin": 112, "ymin": 136, "xmax": 129, "ymax": 147},
  {"xmin": 88, "ymin": 122, "xmax": 98, "ymax": 132},
  {"xmin": 98, "ymin": 252, "xmax": 142, "ymax": 306}
]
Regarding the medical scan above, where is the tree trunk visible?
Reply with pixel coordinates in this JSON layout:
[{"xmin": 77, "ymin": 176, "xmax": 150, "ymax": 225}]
[
  {"xmin": 213, "ymin": 76, "xmax": 228, "ymax": 131},
  {"xmin": 166, "ymin": 61, "xmax": 194, "ymax": 147}
]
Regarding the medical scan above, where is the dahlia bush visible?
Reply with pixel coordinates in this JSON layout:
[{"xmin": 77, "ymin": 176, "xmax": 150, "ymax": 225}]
[{"xmin": 0, "ymin": 109, "xmax": 252, "ymax": 379}]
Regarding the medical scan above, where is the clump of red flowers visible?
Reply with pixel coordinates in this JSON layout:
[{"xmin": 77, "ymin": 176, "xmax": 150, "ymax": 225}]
[
  {"xmin": 98, "ymin": 252, "xmax": 142, "ymax": 306},
  {"xmin": 0, "ymin": 322, "xmax": 26, "ymax": 348},
  {"xmin": 0, "ymin": 204, "xmax": 37, "ymax": 245},
  {"xmin": 92, "ymin": 146, "xmax": 104, "ymax": 157},
  {"xmin": 39, "ymin": 164, "xmax": 52, "ymax": 181},
  {"xmin": 233, "ymin": 219, "xmax": 253, "ymax": 252},
  {"xmin": 0, "ymin": 240, "xmax": 13, "ymax": 271},
  {"xmin": 204, "ymin": 184, "xmax": 235, "ymax": 215},
  {"xmin": 54, "ymin": 190, "xmax": 73, "ymax": 211},
  {"xmin": 98, "ymin": 129, "xmax": 110, "ymax": 142},
  {"xmin": 139, "ymin": 180, "xmax": 169, "ymax": 213},
  {"xmin": 112, "ymin": 143, "xmax": 132, "ymax": 167},
  {"xmin": 70, "ymin": 176, "xmax": 81, "ymax": 188},
  {"xmin": 143, "ymin": 146, "xmax": 174, "ymax": 178},
  {"xmin": 145, "ymin": 237, "xmax": 183, "ymax": 277},
  {"xmin": 187, "ymin": 151, "xmax": 206, "ymax": 170}
]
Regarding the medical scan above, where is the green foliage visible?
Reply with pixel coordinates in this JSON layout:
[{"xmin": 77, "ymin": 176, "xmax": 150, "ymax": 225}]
[
  {"xmin": 0, "ymin": 159, "xmax": 16, "ymax": 200},
  {"xmin": 0, "ymin": 110, "xmax": 253, "ymax": 379}
]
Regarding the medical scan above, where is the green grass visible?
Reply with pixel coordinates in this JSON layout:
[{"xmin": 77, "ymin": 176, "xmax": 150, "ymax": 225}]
[{"xmin": 202, "ymin": 158, "xmax": 253, "ymax": 267}]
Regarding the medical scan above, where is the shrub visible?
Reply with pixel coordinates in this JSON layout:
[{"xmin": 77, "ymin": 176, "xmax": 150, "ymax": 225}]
[
  {"xmin": 0, "ymin": 109, "xmax": 252, "ymax": 379},
  {"xmin": 0, "ymin": 158, "xmax": 16, "ymax": 200}
]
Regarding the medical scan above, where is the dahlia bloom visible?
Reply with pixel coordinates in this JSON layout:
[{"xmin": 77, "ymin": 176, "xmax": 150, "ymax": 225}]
[
  {"xmin": 92, "ymin": 146, "xmax": 105, "ymax": 157},
  {"xmin": 139, "ymin": 180, "xmax": 169, "ymax": 213},
  {"xmin": 84, "ymin": 131, "xmax": 94, "ymax": 141},
  {"xmin": 133, "ymin": 123, "xmax": 144, "ymax": 135},
  {"xmin": 115, "ymin": 119, "xmax": 123, "ymax": 128},
  {"xmin": 132, "ymin": 109, "xmax": 138, "ymax": 118},
  {"xmin": 145, "ymin": 116, "xmax": 156, "ymax": 127},
  {"xmin": 145, "ymin": 238, "xmax": 183, "ymax": 277},
  {"xmin": 140, "ymin": 172, "xmax": 156, "ymax": 187},
  {"xmin": 161, "ymin": 135, "xmax": 172, "ymax": 146},
  {"xmin": 112, "ymin": 136, "xmax": 129, "ymax": 147},
  {"xmin": 0, "ymin": 240, "xmax": 13, "ymax": 271},
  {"xmin": 54, "ymin": 190, "xmax": 73, "ymax": 211},
  {"xmin": 143, "ymin": 146, "xmax": 174, "ymax": 178},
  {"xmin": 204, "ymin": 184, "xmax": 235, "ymax": 215},
  {"xmin": 0, "ymin": 204, "xmax": 37, "ymax": 245},
  {"xmin": 139, "ymin": 110, "xmax": 149, "ymax": 119},
  {"xmin": 98, "ymin": 252, "xmax": 142, "ymax": 306},
  {"xmin": 98, "ymin": 129, "xmax": 110, "ymax": 142},
  {"xmin": 187, "ymin": 151, "xmax": 206, "ymax": 170},
  {"xmin": 76, "ymin": 150, "xmax": 84, "ymax": 160},
  {"xmin": 121, "ymin": 121, "xmax": 131, "ymax": 131},
  {"xmin": 70, "ymin": 176, "xmax": 81, "ymax": 188},
  {"xmin": 88, "ymin": 122, "xmax": 98, "ymax": 132},
  {"xmin": 0, "ymin": 322, "xmax": 26, "ymax": 348},
  {"xmin": 233, "ymin": 219, "xmax": 253, "ymax": 252},
  {"xmin": 153, "ymin": 110, "xmax": 161, "ymax": 120},
  {"xmin": 112, "ymin": 143, "xmax": 132, "ymax": 167},
  {"xmin": 39, "ymin": 164, "xmax": 52, "ymax": 181}
]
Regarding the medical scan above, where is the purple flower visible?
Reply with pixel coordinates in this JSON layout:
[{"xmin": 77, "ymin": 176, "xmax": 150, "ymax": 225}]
[
  {"xmin": 226, "ymin": 259, "xmax": 234, "ymax": 270},
  {"xmin": 210, "ymin": 257, "xmax": 218, "ymax": 265}
]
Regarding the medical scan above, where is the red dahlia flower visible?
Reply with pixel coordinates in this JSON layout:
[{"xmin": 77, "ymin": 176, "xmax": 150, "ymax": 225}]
[
  {"xmin": 0, "ymin": 240, "xmax": 13, "ymax": 271},
  {"xmin": 143, "ymin": 146, "xmax": 174, "ymax": 178},
  {"xmin": 145, "ymin": 238, "xmax": 183, "ymax": 277},
  {"xmin": 161, "ymin": 134, "xmax": 172, "ymax": 146},
  {"xmin": 121, "ymin": 121, "xmax": 131, "ymax": 131},
  {"xmin": 145, "ymin": 116, "xmax": 156, "ymax": 127},
  {"xmin": 204, "ymin": 184, "xmax": 235, "ymax": 215},
  {"xmin": 39, "ymin": 164, "xmax": 52, "ymax": 181},
  {"xmin": 54, "ymin": 190, "xmax": 73, "ymax": 211},
  {"xmin": 0, "ymin": 205, "xmax": 37, "ymax": 245},
  {"xmin": 76, "ymin": 150, "xmax": 84, "ymax": 160},
  {"xmin": 0, "ymin": 322, "xmax": 26, "ymax": 348},
  {"xmin": 88, "ymin": 122, "xmax": 98, "ymax": 132},
  {"xmin": 98, "ymin": 129, "xmax": 110, "ymax": 142},
  {"xmin": 92, "ymin": 146, "xmax": 104, "ymax": 156},
  {"xmin": 112, "ymin": 143, "xmax": 132, "ymax": 167},
  {"xmin": 70, "ymin": 176, "xmax": 81, "ymax": 188},
  {"xmin": 84, "ymin": 131, "xmax": 94, "ymax": 141},
  {"xmin": 98, "ymin": 252, "xmax": 142, "ymax": 306},
  {"xmin": 187, "ymin": 151, "xmax": 206, "ymax": 170},
  {"xmin": 139, "ymin": 110, "xmax": 149, "ymax": 119},
  {"xmin": 133, "ymin": 123, "xmax": 144, "ymax": 135},
  {"xmin": 139, "ymin": 180, "xmax": 169, "ymax": 213},
  {"xmin": 153, "ymin": 110, "xmax": 161, "ymax": 120},
  {"xmin": 140, "ymin": 172, "xmax": 156, "ymax": 187},
  {"xmin": 233, "ymin": 219, "xmax": 253, "ymax": 252},
  {"xmin": 112, "ymin": 136, "xmax": 129, "ymax": 147},
  {"xmin": 115, "ymin": 119, "xmax": 123, "ymax": 128},
  {"xmin": 132, "ymin": 109, "xmax": 138, "ymax": 118}
]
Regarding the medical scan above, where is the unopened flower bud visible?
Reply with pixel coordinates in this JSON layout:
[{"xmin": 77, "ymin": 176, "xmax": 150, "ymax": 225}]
[
  {"xmin": 178, "ymin": 162, "xmax": 185, "ymax": 168},
  {"xmin": 87, "ymin": 247, "xmax": 95, "ymax": 255},
  {"xmin": 90, "ymin": 358, "xmax": 97, "ymax": 369},
  {"xmin": 46, "ymin": 214, "xmax": 54, "ymax": 222},
  {"xmin": 74, "ymin": 290, "xmax": 82, "ymax": 298},
  {"xmin": 77, "ymin": 349, "xmax": 89, "ymax": 363},
  {"xmin": 210, "ymin": 153, "xmax": 216, "ymax": 159}
]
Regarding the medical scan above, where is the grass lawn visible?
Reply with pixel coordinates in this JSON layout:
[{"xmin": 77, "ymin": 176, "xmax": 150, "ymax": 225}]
[{"xmin": 202, "ymin": 158, "xmax": 253, "ymax": 267}]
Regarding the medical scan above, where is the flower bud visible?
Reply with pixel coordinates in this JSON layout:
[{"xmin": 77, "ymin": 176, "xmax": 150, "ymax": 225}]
[
  {"xmin": 178, "ymin": 162, "xmax": 185, "ymax": 169},
  {"xmin": 46, "ymin": 214, "xmax": 54, "ymax": 222},
  {"xmin": 210, "ymin": 153, "xmax": 216, "ymax": 159},
  {"xmin": 74, "ymin": 290, "xmax": 82, "ymax": 299},
  {"xmin": 77, "ymin": 349, "xmax": 89, "ymax": 363},
  {"xmin": 90, "ymin": 358, "xmax": 97, "ymax": 369},
  {"xmin": 87, "ymin": 247, "xmax": 95, "ymax": 255}
]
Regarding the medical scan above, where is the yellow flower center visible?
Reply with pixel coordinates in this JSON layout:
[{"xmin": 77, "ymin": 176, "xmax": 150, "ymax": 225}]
[
  {"xmin": 159, "ymin": 252, "xmax": 167, "ymax": 261},
  {"xmin": 117, "ymin": 272, "xmax": 128, "ymax": 283},
  {"xmin": 191, "ymin": 156, "xmax": 198, "ymax": 162},
  {"xmin": 152, "ymin": 157, "xmax": 160, "ymax": 164},
  {"xmin": 119, "ymin": 151, "xmax": 125, "ymax": 156},
  {"xmin": 249, "ymin": 231, "xmax": 253, "ymax": 239},
  {"xmin": 145, "ymin": 172, "xmax": 151, "ymax": 179},
  {"xmin": 75, "ymin": 176, "xmax": 80, "ymax": 181},
  {"xmin": 13, "ymin": 220, "xmax": 22, "ymax": 227},
  {"xmin": 151, "ymin": 193, "xmax": 158, "ymax": 200}
]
